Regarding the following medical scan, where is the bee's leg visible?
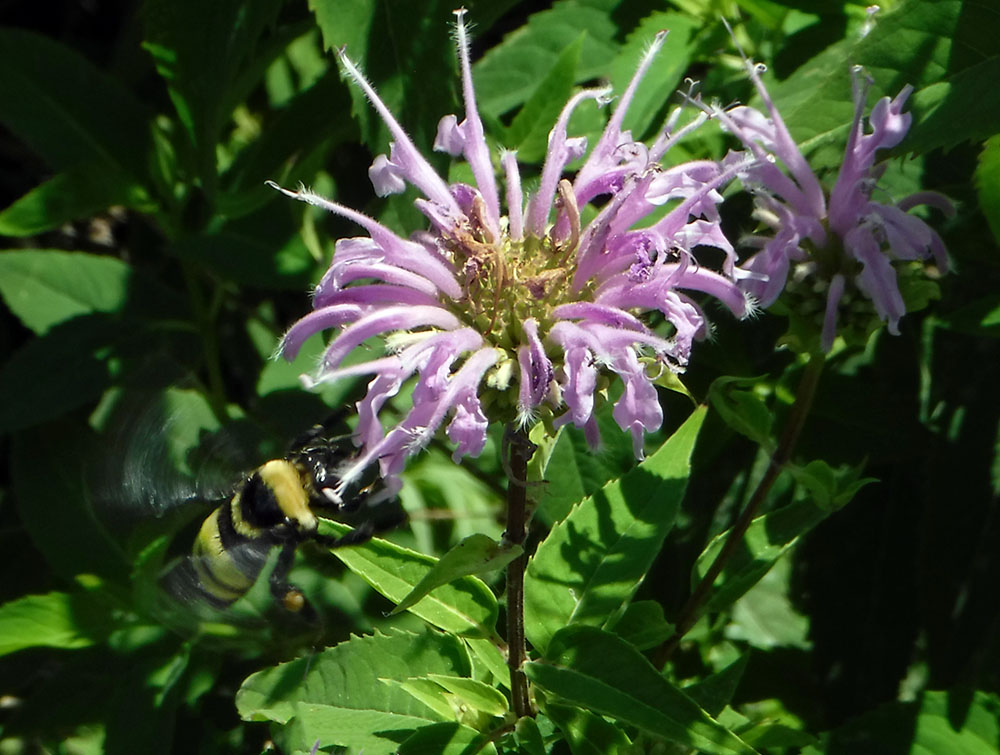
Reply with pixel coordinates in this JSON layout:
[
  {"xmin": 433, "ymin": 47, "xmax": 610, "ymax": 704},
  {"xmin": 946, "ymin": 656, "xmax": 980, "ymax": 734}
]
[
  {"xmin": 313, "ymin": 520, "xmax": 375, "ymax": 550},
  {"xmin": 269, "ymin": 541, "xmax": 316, "ymax": 619}
]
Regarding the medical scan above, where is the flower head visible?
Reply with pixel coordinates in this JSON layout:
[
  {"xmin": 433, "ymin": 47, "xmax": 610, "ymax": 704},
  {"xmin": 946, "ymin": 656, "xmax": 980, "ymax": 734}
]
[
  {"xmin": 710, "ymin": 58, "xmax": 953, "ymax": 351},
  {"xmin": 273, "ymin": 12, "xmax": 750, "ymax": 492}
]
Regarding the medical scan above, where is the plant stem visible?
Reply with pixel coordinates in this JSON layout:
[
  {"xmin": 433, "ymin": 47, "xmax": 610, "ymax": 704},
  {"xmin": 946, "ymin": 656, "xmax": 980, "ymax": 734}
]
[
  {"xmin": 504, "ymin": 424, "xmax": 535, "ymax": 718},
  {"xmin": 656, "ymin": 353, "xmax": 825, "ymax": 667}
]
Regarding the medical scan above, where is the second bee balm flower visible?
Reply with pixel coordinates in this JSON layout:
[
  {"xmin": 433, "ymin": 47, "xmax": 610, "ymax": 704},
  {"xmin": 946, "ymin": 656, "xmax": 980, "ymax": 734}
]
[{"xmin": 272, "ymin": 11, "xmax": 750, "ymax": 493}]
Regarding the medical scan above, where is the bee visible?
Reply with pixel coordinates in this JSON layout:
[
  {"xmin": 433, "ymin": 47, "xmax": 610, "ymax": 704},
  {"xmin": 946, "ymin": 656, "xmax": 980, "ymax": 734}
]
[{"xmin": 162, "ymin": 424, "xmax": 395, "ymax": 617}]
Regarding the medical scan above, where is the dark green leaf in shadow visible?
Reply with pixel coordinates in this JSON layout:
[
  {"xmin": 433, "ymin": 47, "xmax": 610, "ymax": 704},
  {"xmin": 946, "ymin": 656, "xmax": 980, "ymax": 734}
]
[
  {"xmin": 524, "ymin": 407, "xmax": 706, "ymax": 654},
  {"xmin": 219, "ymin": 68, "xmax": 355, "ymax": 218},
  {"xmin": 170, "ymin": 206, "xmax": 316, "ymax": 289},
  {"xmin": 0, "ymin": 28, "xmax": 151, "ymax": 183},
  {"xmin": 527, "ymin": 626, "xmax": 757, "ymax": 754},
  {"xmin": 309, "ymin": 0, "xmax": 457, "ymax": 154},
  {"xmin": 804, "ymin": 689, "xmax": 1000, "ymax": 755},
  {"xmin": 693, "ymin": 498, "xmax": 830, "ymax": 613},
  {"xmin": 683, "ymin": 654, "xmax": 749, "ymax": 718},
  {"xmin": 708, "ymin": 376, "xmax": 774, "ymax": 449},
  {"xmin": 0, "ymin": 317, "xmax": 119, "ymax": 433},
  {"xmin": 11, "ymin": 419, "xmax": 126, "ymax": 580},
  {"xmin": 142, "ymin": 0, "xmax": 284, "ymax": 187}
]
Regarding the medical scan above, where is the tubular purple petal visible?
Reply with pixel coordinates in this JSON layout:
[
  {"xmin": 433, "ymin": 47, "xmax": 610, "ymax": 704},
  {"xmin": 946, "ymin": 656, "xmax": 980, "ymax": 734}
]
[
  {"xmin": 280, "ymin": 304, "xmax": 363, "ymax": 359},
  {"xmin": 320, "ymin": 305, "xmax": 461, "ymax": 371},
  {"xmin": 526, "ymin": 87, "xmax": 611, "ymax": 237},
  {"xmin": 336, "ymin": 51, "xmax": 460, "ymax": 214},
  {"xmin": 574, "ymin": 30, "xmax": 667, "ymax": 198},
  {"xmin": 453, "ymin": 9, "xmax": 501, "ymax": 238}
]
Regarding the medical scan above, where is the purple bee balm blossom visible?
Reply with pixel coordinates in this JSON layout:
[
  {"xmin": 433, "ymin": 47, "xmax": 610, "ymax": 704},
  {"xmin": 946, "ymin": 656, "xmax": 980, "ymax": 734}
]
[
  {"xmin": 710, "ymin": 59, "xmax": 953, "ymax": 351},
  {"xmin": 270, "ymin": 11, "xmax": 751, "ymax": 492}
]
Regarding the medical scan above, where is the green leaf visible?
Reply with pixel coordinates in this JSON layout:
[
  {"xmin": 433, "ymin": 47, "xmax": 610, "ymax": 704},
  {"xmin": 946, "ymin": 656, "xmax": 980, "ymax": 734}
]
[
  {"xmin": 975, "ymin": 133, "xmax": 1000, "ymax": 247},
  {"xmin": 607, "ymin": 600, "xmax": 674, "ymax": 651},
  {"xmin": 725, "ymin": 555, "xmax": 811, "ymax": 650},
  {"xmin": 389, "ymin": 678, "xmax": 457, "ymax": 722},
  {"xmin": 524, "ymin": 407, "xmax": 706, "ymax": 654},
  {"xmin": 308, "ymin": 0, "xmax": 456, "ymax": 154},
  {"xmin": 0, "ymin": 318, "xmax": 118, "ymax": 433},
  {"xmin": 545, "ymin": 702, "xmax": 632, "ymax": 755},
  {"xmin": 708, "ymin": 376, "xmax": 775, "ymax": 448},
  {"xmin": 0, "ymin": 29, "xmax": 150, "ymax": 182},
  {"xmin": 0, "ymin": 167, "xmax": 148, "ymax": 237},
  {"xmin": 237, "ymin": 627, "xmax": 471, "ymax": 753},
  {"xmin": 0, "ymin": 591, "xmax": 116, "ymax": 657},
  {"xmin": 514, "ymin": 716, "xmax": 548, "ymax": 755},
  {"xmin": 804, "ymin": 689, "xmax": 1000, "ymax": 754},
  {"xmin": 534, "ymin": 402, "xmax": 637, "ymax": 525},
  {"xmin": 219, "ymin": 68, "xmax": 355, "ymax": 217},
  {"xmin": 527, "ymin": 626, "xmax": 757, "ymax": 754},
  {"xmin": 322, "ymin": 521, "xmax": 499, "ymax": 638},
  {"xmin": 693, "ymin": 498, "xmax": 831, "ymax": 613},
  {"xmin": 0, "ymin": 250, "xmax": 133, "ymax": 335},
  {"xmin": 280, "ymin": 705, "xmax": 433, "ymax": 755},
  {"xmin": 391, "ymin": 534, "xmax": 521, "ymax": 615},
  {"xmin": 683, "ymin": 655, "xmax": 750, "ymax": 718},
  {"xmin": 473, "ymin": 0, "xmax": 620, "ymax": 119},
  {"xmin": 770, "ymin": 0, "xmax": 1000, "ymax": 160},
  {"xmin": 785, "ymin": 459, "xmax": 876, "ymax": 512},
  {"xmin": 170, "ymin": 213, "xmax": 316, "ymax": 290},
  {"xmin": 142, "ymin": 0, "xmax": 283, "ymax": 155},
  {"xmin": 503, "ymin": 34, "xmax": 584, "ymax": 164},
  {"xmin": 464, "ymin": 637, "xmax": 510, "ymax": 690},
  {"xmin": 12, "ymin": 420, "xmax": 125, "ymax": 580},
  {"xmin": 397, "ymin": 722, "xmax": 498, "ymax": 755},
  {"xmin": 425, "ymin": 675, "xmax": 508, "ymax": 717}
]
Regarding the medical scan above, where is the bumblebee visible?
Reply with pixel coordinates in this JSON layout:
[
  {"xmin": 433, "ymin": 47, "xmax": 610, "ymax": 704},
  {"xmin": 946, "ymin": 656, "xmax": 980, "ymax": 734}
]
[{"xmin": 164, "ymin": 425, "xmax": 391, "ymax": 615}]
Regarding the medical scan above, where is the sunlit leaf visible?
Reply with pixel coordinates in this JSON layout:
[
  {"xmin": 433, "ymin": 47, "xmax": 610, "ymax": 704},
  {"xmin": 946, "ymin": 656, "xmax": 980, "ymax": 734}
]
[
  {"xmin": 322, "ymin": 521, "xmax": 499, "ymax": 638},
  {"xmin": 0, "ymin": 591, "xmax": 116, "ymax": 657},
  {"xmin": 391, "ymin": 534, "xmax": 521, "ymax": 615},
  {"xmin": 525, "ymin": 407, "xmax": 705, "ymax": 654},
  {"xmin": 237, "ymin": 627, "xmax": 471, "ymax": 754}
]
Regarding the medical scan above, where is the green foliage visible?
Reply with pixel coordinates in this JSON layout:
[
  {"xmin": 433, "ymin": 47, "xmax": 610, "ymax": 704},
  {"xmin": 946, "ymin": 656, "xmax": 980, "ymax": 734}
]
[
  {"xmin": 524, "ymin": 407, "xmax": 705, "ymax": 653},
  {"xmin": 528, "ymin": 626, "xmax": 757, "ymax": 754},
  {"xmin": 0, "ymin": 0, "xmax": 996, "ymax": 752}
]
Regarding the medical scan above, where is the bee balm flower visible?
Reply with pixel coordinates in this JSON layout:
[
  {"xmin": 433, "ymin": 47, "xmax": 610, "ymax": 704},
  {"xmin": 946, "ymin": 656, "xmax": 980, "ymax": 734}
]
[
  {"xmin": 272, "ymin": 11, "xmax": 750, "ymax": 492},
  {"xmin": 712, "ymin": 60, "xmax": 953, "ymax": 351}
]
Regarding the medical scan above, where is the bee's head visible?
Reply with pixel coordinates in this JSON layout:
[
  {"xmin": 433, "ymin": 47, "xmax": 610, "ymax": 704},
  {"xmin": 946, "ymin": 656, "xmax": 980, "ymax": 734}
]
[{"xmin": 290, "ymin": 435, "xmax": 382, "ymax": 514}]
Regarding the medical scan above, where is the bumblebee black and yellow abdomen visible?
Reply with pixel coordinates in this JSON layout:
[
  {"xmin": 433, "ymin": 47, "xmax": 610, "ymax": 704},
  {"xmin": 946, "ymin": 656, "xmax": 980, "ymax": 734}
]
[{"xmin": 186, "ymin": 502, "xmax": 274, "ymax": 606}]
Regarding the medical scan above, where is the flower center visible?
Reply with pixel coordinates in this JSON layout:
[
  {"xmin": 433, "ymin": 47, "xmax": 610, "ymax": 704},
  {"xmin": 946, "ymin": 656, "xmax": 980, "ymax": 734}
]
[{"xmin": 439, "ymin": 181, "xmax": 589, "ymax": 354}]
